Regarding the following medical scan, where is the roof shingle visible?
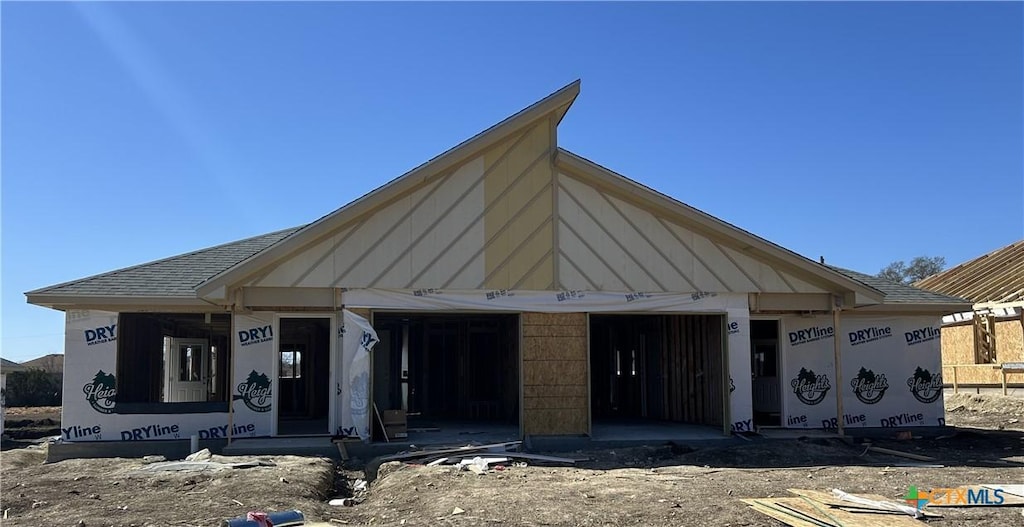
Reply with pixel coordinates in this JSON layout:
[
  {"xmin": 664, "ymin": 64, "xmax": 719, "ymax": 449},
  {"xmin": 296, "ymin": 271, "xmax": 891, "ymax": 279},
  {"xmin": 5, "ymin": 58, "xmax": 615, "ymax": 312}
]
[
  {"xmin": 828, "ymin": 265, "xmax": 969, "ymax": 304},
  {"xmin": 27, "ymin": 227, "xmax": 303, "ymax": 298}
]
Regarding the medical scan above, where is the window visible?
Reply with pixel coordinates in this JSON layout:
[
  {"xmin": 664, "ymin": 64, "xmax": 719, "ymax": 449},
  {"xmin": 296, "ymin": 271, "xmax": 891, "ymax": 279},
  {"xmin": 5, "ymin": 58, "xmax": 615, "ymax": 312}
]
[
  {"xmin": 179, "ymin": 344, "xmax": 203, "ymax": 382},
  {"xmin": 117, "ymin": 313, "xmax": 231, "ymax": 410},
  {"xmin": 279, "ymin": 348, "xmax": 303, "ymax": 379},
  {"xmin": 752, "ymin": 341, "xmax": 778, "ymax": 377}
]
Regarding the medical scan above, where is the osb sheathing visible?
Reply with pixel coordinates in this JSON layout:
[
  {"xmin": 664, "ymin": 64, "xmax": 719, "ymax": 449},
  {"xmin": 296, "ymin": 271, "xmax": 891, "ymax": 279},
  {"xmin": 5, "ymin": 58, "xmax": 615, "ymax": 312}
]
[
  {"xmin": 522, "ymin": 312, "xmax": 589, "ymax": 435},
  {"xmin": 942, "ymin": 319, "xmax": 1024, "ymax": 385},
  {"xmin": 995, "ymin": 320, "xmax": 1024, "ymax": 361}
]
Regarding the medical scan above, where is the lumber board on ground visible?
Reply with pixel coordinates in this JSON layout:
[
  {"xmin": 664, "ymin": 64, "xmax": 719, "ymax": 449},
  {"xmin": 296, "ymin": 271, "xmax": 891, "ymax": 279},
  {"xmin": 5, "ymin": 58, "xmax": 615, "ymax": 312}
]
[
  {"xmin": 787, "ymin": 489, "xmax": 941, "ymax": 518},
  {"xmin": 377, "ymin": 441, "xmax": 522, "ymax": 462},
  {"xmin": 772, "ymin": 497, "xmax": 925, "ymax": 527},
  {"xmin": 865, "ymin": 446, "xmax": 936, "ymax": 462},
  {"xmin": 740, "ymin": 499, "xmax": 825, "ymax": 527},
  {"xmin": 984, "ymin": 484, "xmax": 1024, "ymax": 499}
]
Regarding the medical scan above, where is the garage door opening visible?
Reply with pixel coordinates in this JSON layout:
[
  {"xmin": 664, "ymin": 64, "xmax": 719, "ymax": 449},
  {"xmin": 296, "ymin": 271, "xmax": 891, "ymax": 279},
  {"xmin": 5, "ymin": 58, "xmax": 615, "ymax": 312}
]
[
  {"xmin": 590, "ymin": 314, "xmax": 725, "ymax": 440},
  {"xmin": 372, "ymin": 313, "xmax": 520, "ymax": 444}
]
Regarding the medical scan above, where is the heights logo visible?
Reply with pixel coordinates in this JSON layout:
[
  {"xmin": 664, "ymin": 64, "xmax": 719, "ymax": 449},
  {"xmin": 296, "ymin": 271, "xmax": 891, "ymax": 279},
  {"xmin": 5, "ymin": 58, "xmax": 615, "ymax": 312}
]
[
  {"xmin": 82, "ymin": 370, "xmax": 117, "ymax": 414},
  {"xmin": 907, "ymin": 367, "xmax": 942, "ymax": 403},
  {"xmin": 850, "ymin": 367, "xmax": 889, "ymax": 404},
  {"xmin": 791, "ymin": 367, "xmax": 831, "ymax": 405},
  {"xmin": 235, "ymin": 370, "xmax": 272, "ymax": 412}
]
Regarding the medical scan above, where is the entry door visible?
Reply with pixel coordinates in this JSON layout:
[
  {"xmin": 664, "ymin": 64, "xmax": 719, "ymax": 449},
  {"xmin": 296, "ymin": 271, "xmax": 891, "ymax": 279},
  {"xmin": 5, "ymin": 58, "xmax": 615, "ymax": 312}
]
[
  {"xmin": 609, "ymin": 322, "xmax": 644, "ymax": 418},
  {"xmin": 165, "ymin": 338, "xmax": 209, "ymax": 402}
]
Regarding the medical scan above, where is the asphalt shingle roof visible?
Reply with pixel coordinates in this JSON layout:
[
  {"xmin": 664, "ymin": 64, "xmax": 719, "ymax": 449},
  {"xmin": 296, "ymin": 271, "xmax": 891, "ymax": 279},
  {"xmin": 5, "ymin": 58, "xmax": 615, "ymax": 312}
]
[
  {"xmin": 27, "ymin": 227, "xmax": 303, "ymax": 298},
  {"xmin": 1, "ymin": 358, "xmax": 27, "ymax": 372},
  {"xmin": 827, "ymin": 265, "xmax": 969, "ymax": 304}
]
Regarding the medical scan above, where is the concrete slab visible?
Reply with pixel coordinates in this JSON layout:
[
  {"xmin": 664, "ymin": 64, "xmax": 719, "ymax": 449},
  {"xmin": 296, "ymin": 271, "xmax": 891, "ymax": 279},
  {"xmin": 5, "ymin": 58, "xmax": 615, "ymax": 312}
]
[
  {"xmin": 222, "ymin": 436, "xmax": 337, "ymax": 458},
  {"xmin": 591, "ymin": 421, "xmax": 727, "ymax": 442}
]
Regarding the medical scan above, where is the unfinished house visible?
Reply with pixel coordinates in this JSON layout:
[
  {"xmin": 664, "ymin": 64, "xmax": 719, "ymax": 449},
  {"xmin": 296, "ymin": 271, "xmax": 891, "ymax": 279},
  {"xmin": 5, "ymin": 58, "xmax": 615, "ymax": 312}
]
[
  {"xmin": 914, "ymin": 240, "xmax": 1024, "ymax": 394},
  {"xmin": 26, "ymin": 81, "xmax": 971, "ymax": 450}
]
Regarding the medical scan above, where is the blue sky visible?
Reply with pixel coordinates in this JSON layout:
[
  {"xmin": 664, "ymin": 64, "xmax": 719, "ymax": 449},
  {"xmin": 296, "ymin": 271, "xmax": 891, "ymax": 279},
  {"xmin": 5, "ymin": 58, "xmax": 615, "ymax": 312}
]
[{"xmin": 2, "ymin": 2, "xmax": 1021, "ymax": 362}]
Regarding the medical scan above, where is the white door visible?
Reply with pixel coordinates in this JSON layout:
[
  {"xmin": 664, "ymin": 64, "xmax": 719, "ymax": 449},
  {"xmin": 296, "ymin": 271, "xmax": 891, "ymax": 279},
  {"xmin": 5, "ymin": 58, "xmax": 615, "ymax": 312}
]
[{"xmin": 165, "ymin": 338, "xmax": 209, "ymax": 402}]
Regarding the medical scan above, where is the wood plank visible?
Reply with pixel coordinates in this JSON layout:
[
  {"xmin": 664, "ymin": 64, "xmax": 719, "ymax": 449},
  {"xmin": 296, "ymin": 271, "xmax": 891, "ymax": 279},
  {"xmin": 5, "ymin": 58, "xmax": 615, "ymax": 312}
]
[
  {"xmin": 377, "ymin": 441, "xmax": 522, "ymax": 463},
  {"xmin": 740, "ymin": 499, "xmax": 828, "ymax": 527},
  {"xmin": 985, "ymin": 484, "xmax": 1024, "ymax": 499},
  {"xmin": 787, "ymin": 489, "xmax": 940, "ymax": 518},
  {"xmin": 774, "ymin": 497, "xmax": 925, "ymax": 527},
  {"xmin": 866, "ymin": 446, "xmax": 937, "ymax": 462}
]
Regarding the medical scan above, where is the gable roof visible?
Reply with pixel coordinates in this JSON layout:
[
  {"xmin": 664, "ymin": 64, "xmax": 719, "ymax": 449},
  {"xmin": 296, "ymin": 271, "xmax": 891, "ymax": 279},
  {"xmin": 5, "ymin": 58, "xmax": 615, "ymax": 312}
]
[
  {"xmin": 1, "ymin": 358, "xmax": 27, "ymax": 373},
  {"xmin": 913, "ymin": 239, "xmax": 1024, "ymax": 306},
  {"xmin": 555, "ymin": 149, "xmax": 886, "ymax": 303},
  {"xmin": 195, "ymin": 80, "xmax": 582, "ymax": 298},
  {"xmin": 26, "ymin": 81, "xmax": 969, "ymax": 312},
  {"xmin": 26, "ymin": 227, "xmax": 302, "ymax": 307},
  {"xmin": 828, "ymin": 265, "xmax": 970, "ymax": 306},
  {"xmin": 19, "ymin": 353, "xmax": 64, "ymax": 373}
]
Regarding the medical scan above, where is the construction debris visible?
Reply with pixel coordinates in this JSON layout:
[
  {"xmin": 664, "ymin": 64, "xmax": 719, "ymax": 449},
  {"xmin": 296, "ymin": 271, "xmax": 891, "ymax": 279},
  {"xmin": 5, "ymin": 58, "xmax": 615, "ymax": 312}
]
[
  {"xmin": 365, "ymin": 441, "xmax": 580, "ymax": 481},
  {"xmin": 864, "ymin": 445, "xmax": 937, "ymax": 462},
  {"xmin": 742, "ymin": 488, "xmax": 937, "ymax": 526},
  {"xmin": 131, "ymin": 458, "xmax": 276, "ymax": 474},
  {"xmin": 222, "ymin": 509, "xmax": 305, "ymax": 527}
]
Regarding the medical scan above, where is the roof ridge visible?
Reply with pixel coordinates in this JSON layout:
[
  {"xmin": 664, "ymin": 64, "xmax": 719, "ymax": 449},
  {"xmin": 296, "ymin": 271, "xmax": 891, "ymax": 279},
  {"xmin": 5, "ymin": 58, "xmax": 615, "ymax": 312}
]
[{"xmin": 196, "ymin": 80, "xmax": 581, "ymax": 295}]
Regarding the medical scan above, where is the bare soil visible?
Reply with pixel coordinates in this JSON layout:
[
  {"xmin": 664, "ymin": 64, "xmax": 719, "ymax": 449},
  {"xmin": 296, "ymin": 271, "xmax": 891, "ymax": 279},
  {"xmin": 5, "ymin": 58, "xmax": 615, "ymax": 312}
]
[
  {"xmin": 3, "ymin": 406, "xmax": 61, "ymax": 442},
  {"xmin": 944, "ymin": 393, "xmax": 1024, "ymax": 431},
  {"xmin": 1, "ymin": 395, "xmax": 1022, "ymax": 526}
]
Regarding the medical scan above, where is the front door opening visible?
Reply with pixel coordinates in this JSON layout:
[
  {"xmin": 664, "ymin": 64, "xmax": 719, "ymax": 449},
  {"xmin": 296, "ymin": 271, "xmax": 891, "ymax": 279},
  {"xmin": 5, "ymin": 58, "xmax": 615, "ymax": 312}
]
[
  {"xmin": 750, "ymin": 319, "xmax": 781, "ymax": 427},
  {"xmin": 277, "ymin": 318, "xmax": 330, "ymax": 435},
  {"xmin": 590, "ymin": 315, "xmax": 725, "ymax": 430},
  {"xmin": 165, "ymin": 338, "xmax": 209, "ymax": 402},
  {"xmin": 372, "ymin": 313, "xmax": 519, "ymax": 443}
]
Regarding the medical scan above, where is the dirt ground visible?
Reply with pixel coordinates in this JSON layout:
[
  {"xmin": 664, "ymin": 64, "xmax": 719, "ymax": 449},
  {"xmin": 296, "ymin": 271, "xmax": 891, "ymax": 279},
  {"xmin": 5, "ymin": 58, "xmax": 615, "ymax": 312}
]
[
  {"xmin": 944, "ymin": 392, "xmax": 1024, "ymax": 431},
  {"xmin": 1, "ymin": 395, "xmax": 1022, "ymax": 527},
  {"xmin": 2, "ymin": 406, "xmax": 60, "ymax": 441}
]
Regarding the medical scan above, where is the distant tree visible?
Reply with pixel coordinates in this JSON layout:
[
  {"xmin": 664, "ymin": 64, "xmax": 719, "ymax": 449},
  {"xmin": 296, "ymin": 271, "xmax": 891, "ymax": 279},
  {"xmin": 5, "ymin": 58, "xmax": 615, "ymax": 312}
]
[
  {"xmin": 5, "ymin": 369, "xmax": 62, "ymax": 407},
  {"xmin": 878, "ymin": 256, "xmax": 946, "ymax": 284}
]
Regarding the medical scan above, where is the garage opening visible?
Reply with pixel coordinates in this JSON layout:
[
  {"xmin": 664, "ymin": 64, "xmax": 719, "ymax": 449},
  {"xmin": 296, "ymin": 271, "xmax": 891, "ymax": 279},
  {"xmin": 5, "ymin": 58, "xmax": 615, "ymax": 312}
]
[
  {"xmin": 372, "ymin": 313, "xmax": 519, "ymax": 444},
  {"xmin": 277, "ymin": 317, "xmax": 331, "ymax": 436},
  {"xmin": 590, "ymin": 314, "xmax": 725, "ymax": 440}
]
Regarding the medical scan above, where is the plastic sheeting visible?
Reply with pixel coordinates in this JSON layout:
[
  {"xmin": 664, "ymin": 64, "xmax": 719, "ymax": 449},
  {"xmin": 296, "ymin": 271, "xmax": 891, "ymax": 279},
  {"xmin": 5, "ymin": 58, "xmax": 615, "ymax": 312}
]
[{"xmin": 337, "ymin": 310, "xmax": 379, "ymax": 440}]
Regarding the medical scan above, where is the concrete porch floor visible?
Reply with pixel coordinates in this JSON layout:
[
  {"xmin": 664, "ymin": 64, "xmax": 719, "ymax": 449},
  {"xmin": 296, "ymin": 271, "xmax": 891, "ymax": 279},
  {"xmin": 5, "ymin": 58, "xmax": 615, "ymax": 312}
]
[
  {"xmin": 590, "ymin": 420, "xmax": 728, "ymax": 442},
  {"xmin": 399, "ymin": 420, "xmax": 519, "ymax": 446}
]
